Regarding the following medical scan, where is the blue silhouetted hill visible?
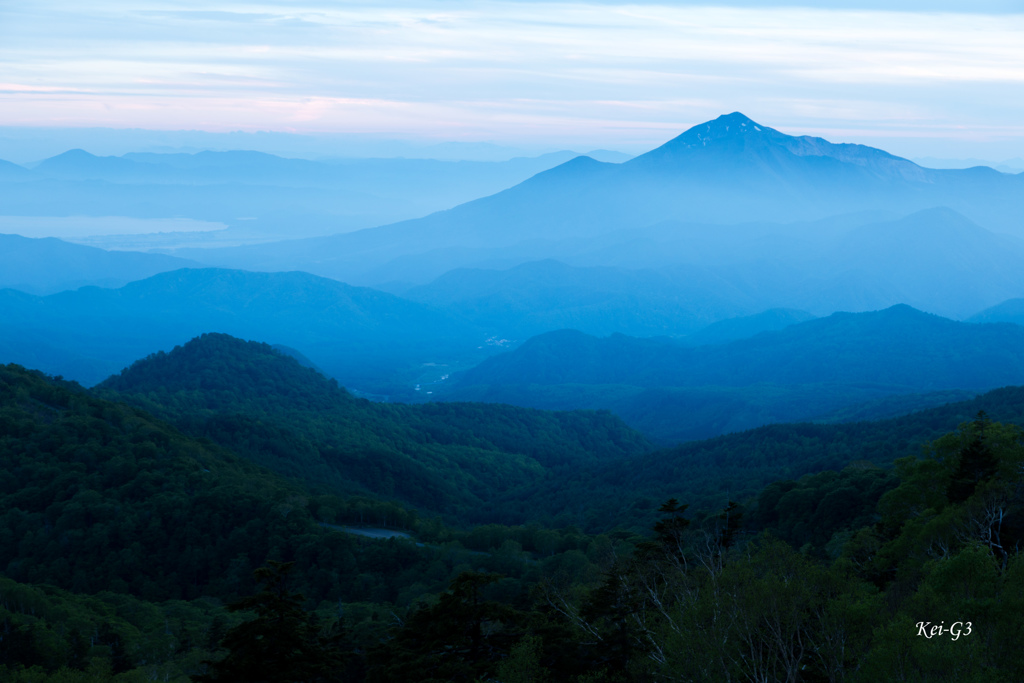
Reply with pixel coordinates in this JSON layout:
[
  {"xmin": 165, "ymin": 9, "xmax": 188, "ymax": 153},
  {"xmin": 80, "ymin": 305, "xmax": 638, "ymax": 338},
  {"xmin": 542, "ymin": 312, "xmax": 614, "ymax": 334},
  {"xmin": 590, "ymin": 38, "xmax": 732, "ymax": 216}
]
[
  {"xmin": 448, "ymin": 305, "xmax": 1024, "ymax": 442},
  {"xmin": 0, "ymin": 233, "xmax": 200, "ymax": 294},
  {"xmin": 33, "ymin": 148, "xmax": 165, "ymax": 182},
  {"xmin": 0, "ymin": 267, "xmax": 485, "ymax": 388},
  {"xmin": 458, "ymin": 305, "xmax": 1024, "ymax": 389},
  {"xmin": 0, "ymin": 157, "xmax": 31, "ymax": 181},
  {"xmin": 969, "ymin": 297, "xmax": 1024, "ymax": 325},
  {"xmin": 680, "ymin": 308, "xmax": 816, "ymax": 346}
]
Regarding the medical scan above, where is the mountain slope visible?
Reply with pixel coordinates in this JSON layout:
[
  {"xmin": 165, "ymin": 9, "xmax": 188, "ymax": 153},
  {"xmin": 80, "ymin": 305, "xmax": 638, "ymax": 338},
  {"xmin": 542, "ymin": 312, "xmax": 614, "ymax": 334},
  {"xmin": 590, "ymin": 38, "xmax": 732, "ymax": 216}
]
[
  {"xmin": 969, "ymin": 297, "xmax": 1024, "ymax": 325},
  {"xmin": 393, "ymin": 207, "xmax": 1024, "ymax": 321},
  {"xmin": 0, "ymin": 158, "xmax": 31, "ymax": 181},
  {"xmin": 404, "ymin": 259, "xmax": 758, "ymax": 337},
  {"xmin": 0, "ymin": 362, "xmax": 442, "ymax": 604},
  {"xmin": 459, "ymin": 305, "xmax": 1024, "ymax": 390},
  {"xmin": 0, "ymin": 267, "xmax": 486, "ymax": 388},
  {"xmin": 796, "ymin": 207, "xmax": 1024, "ymax": 318},
  {"xmin": 503, "ymin": 384, "xmax": 1024, "ymax": 529},
  {"xmin": 98, "ymin": 333, "xmax": 651, "ymax": 519},
  {"xmin": 0, "ymin": 233, "xmax": 200, "ymax": 294},
  {"xmin": 0, "ymin": 148, "xmax": 610, "ymax": 246},
  {"xmin": 177, "ymin": 113, "xmax": 1024, "ymax": 285},
  {"xmin": 448, "ymin": 305, "xmax": 1024, "ymax": 442},
  {"xmin": 680, "ymin": 308, "xmax": 816, "ymax": 346}
]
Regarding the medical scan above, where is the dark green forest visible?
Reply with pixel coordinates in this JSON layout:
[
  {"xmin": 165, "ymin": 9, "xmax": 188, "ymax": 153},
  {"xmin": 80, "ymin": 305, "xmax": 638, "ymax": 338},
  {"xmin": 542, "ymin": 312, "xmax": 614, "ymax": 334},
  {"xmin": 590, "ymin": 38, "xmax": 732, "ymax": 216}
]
[
  {"xmin": 3, "ymin": 336, "xmax": 1024, "ymax": 681},
  {"xmin": 97, "ymin": 333, "xmax": 650, "ymax": 522}
]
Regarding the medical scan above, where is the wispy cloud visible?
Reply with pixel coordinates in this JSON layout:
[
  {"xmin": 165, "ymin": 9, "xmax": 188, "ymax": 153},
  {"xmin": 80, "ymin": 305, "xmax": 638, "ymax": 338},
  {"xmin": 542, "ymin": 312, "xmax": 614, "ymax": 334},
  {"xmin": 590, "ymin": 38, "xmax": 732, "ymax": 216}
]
[{"xmin": 1, "ymin": 1, "xmax": 1022, "ymax": 154}]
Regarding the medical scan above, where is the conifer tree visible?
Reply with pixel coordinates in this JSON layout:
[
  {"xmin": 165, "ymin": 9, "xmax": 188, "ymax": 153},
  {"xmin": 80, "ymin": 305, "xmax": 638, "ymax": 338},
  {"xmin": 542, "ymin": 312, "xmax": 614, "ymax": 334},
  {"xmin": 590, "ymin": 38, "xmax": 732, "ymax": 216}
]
[
  {"xmin": 946, "ymin": 411, "xmax": 998, "ymax": 503},
  {"xmin": 196, "ymin": 561, "xmax": 347, "ymax": 683}
]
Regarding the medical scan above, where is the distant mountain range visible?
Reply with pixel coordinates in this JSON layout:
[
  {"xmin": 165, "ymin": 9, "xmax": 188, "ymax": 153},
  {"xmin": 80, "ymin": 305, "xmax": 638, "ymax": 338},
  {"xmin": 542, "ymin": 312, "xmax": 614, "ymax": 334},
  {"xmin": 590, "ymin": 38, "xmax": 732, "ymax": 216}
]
[
  {"xmin": 0, "ymin": 268, "xmax": 486, "ymax": 389},
  {"xmin": 8, "ymin": 203, "xmax": 1024, "ymax": 323},
  {"xmin": 0, "ymin": 233, "xmax": 199, "ymax": 295},
  {"xmin": 394, "ymin": 207, "xmax": 1024, "ymax": 321},
  {"xmin": 401, "ymin": 259, "xmax": 760, "ymax": 337},
  {"xmin": 443, "ymin": 305, "xmax": 1024, "ymax": 442},
  {"xmin": 913, "ymin": 156, "xmax": 1024, "ymax": 174},
  {"xmin": 173, "ymin": 113, "xmax": 1024, "ymax": 287},
  {"xmin": 680, "ymin": 308, "xmax": 817, "ymax": 346},
  {"xmin": 4, "ymin": 111, "xmax": 1024, "ymax": 434},
  {"xmin": 969, "ymin": 297, "xmax": 1024, "ymax": 325},
  {"xmin": 4, "ymin": 254, "xmax": 1024, "ymax": 409},
  {"xmin": 4, "ymin": 113, "xmax": 1024, "ymax": 328},
  {"xmin": 459, "ymin": 304, "xmax": 1024, "ymax": 388},
  {"xmin": 0, "ymin": 147, "xmax": 626, "ymax": 247}
]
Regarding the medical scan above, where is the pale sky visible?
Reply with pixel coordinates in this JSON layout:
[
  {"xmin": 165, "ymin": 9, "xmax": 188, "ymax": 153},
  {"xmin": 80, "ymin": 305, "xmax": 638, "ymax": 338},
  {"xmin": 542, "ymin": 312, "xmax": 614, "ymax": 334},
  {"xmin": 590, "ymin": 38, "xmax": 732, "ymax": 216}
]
[{"xmin": 2, "ymin": 1, "xmax": 1024, "ymax": 158}]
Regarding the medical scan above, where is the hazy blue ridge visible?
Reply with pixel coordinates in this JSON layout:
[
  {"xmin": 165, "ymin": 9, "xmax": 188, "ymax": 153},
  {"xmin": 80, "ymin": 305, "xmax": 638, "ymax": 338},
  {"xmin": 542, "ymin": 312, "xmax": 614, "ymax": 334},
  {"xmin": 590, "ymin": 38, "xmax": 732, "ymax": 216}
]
[
  {"xmin": 0, "ymin": 267, "xmax": 489, "ymax": 389},
  {"xmin": 679, "ymin": 308, "xmax": 816, "ymax": 346},
  {"xmin": 0, "ymin": 158, "xmax": 31, "ymax": 181},
  {"xmin": 172, "ymin": 113, "xmax": 1024, "ymax": 286},
  {"xmin": 392, "ymin": 205, "xmax": 1024, "ymax": 330},
  {"xmin": 0, "ymin": 148, "xmax": 600, "ymax": 241},
  {"xmin": 457, "ymin": 304, "xmax": 1024, "ymax": 389},
  {"xmin": 403, "ymin": 258, "xmax": 760, "ymax": 337},
  {"xmin": 0, "ymin": 233, "xmax": 201, "ymax": 295},
  {"xmin": 445, "ymin": 305, "xmax": 1024, "ymax": 442},
  {"xmin": 968, "ymin": 297, "xmax": 1024, "ymax": 324}
]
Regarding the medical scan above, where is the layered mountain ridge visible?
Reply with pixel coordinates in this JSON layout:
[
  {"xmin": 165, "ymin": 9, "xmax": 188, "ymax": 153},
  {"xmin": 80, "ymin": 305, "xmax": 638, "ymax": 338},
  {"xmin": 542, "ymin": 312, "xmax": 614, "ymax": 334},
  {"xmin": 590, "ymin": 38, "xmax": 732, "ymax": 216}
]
[
  {"xmin": 0, "ymin": 267, "xmax": 485, "ymax": 388},
  {"xmin": 172, "ymin": 113, "xmax": 1024, "ymax": 287},
  {"xmin": 0, "ymin": 233, "xmax": 200, "ymax": 294},
  {"xmin": 446, "ymin": 304, "xmax": 1024, "ymax": 442}
]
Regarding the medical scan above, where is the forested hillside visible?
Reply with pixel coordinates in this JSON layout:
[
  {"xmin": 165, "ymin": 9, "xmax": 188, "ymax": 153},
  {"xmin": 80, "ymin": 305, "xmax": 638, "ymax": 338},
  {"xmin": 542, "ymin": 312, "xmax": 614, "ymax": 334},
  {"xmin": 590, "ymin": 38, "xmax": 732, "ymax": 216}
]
[
  {"xmin": 495, "ymin": 384, "xmax": 1024, "ymax": 530},
  {"xmin": 95, "ymin": 332, "xmax": 1024, "ymax": 533},
  {"xmin": 4, "ymin": 345, "xmax": 1024, "ymax": 681},
  {"xmin": 98, "ymin": 333, "xmax": 650, "ymax": 521},
  {"xmin": 0, "ymin": 363, "xmax": 437, "ymax": 603},
  {"xmin": 0, "ymin": 362, "xmax": 639, "ymax": 680}
]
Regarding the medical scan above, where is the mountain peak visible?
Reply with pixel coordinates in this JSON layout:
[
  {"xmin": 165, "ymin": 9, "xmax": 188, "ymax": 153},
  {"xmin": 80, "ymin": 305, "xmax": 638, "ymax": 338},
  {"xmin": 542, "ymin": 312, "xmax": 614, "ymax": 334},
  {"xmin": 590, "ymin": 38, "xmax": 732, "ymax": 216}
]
[
  {"xmin": 49, "ymin": 149, "xmax": 100, "ymax": 161},
  {"xmin": 627, "ymin": 112, "xmax": 796, "ymax": 165},
  {"xmin": 630, "ymin": 112, "xmax": 924, "ymax": 181},
  {"xmin": 100, "ymin": 332, "xmax": 349, "ymax": 410},
  {"xmin": 702, "ymin": 111, "xmax": 763, "ymax": 132},
  {"xmin": 668, "ymin": 112, "xmax": 776, "ymax": 149}
]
